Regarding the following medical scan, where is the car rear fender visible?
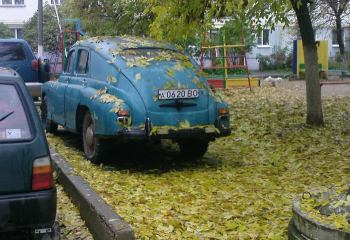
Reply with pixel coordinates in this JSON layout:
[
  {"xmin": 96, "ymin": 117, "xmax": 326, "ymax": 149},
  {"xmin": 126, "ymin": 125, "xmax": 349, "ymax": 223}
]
[{"xmin": 78, "ymin": 88, "xmax": 134, "ymax": 136}]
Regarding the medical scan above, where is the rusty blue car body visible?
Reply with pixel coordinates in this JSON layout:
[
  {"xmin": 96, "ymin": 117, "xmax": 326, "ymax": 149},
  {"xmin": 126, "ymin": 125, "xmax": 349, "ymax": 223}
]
[{"xmin": 42, "ymin": 36, "xmax": 231, "ymax": 162}]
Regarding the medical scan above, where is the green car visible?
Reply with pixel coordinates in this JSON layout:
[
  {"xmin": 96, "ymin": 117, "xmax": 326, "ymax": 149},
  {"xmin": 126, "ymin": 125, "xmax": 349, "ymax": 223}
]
[{"xmin": 0, "ymin": 68, "xmax": 59, "ymax": 239}]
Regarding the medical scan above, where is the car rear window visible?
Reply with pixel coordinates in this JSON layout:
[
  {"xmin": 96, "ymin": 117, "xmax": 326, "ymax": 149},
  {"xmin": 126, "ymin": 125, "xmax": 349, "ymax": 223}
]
[
  {"xmin": 0, "ymin": 84, "xmax": 32, "ymax": 141},
  {"xmin": 0, "ymin": 42, "xmax": 26, "ymax": 61},
  {"xmin": 121, "ymin": 49, "xmax": 189, "ymax": 62}
]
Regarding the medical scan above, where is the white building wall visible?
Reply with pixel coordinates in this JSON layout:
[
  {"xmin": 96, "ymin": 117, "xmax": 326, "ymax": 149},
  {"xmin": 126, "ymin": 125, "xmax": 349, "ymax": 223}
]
[
  {"xmin": 0, "ymin": 0, "xmax": 60, "ymax": 38},
  {"xmin": 0, "ymin": 0, "xmax": 37, "ymax": 28},
  {"xmin": 315, "ymin": 27, "xmax": 350, "ymax": 58},
  {"xmin": 247, "ymin": 26, "xmax": 295, "ymax": 70}
]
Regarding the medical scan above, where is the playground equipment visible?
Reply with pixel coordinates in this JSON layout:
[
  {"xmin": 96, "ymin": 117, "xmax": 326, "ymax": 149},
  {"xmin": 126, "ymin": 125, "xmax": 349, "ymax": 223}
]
[
  {"xmin": 50, "ymin": 18, "xmax": 85, "ymax": 76},
  {"xmin": 293, "ymin": 40, "xmax": 329, "ymax": 79},
  {"xmin": 199, "ymin": 33, "xmax": 259, "ymax": 90}
]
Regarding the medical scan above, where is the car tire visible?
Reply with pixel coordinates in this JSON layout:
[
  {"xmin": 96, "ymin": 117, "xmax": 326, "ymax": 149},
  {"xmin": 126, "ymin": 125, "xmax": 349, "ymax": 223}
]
[
  {"xmin": 41, "ymin": 96, "xmax": 58, "ymax": 134},
  {"xmin": 178, "ymin": 139, "xmax": 209, "ymax": 159},
  {"xmin": 82, "ymin": 111, "xmax": 107, "ymax": 164}
]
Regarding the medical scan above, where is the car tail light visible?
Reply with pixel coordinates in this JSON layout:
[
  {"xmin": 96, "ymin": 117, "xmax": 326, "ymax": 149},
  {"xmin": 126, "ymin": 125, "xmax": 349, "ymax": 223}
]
[
  {"xmin": 32, "ymin": 157, "xmax": 53, "ymax": 191},
  {"xmin": 218, "ymin": 108, "xmax": 229, "ymax": 116},
  {"xmin": 117, "ymin": 110, "xmax": 131, "ymax": 126},
  {"xmin": 117, "ymin": 110, "xmax": 130, "ymax": 117},
  {"xmin": 31, "ymin": 59, "xmax": 39, "ymax": 71}
]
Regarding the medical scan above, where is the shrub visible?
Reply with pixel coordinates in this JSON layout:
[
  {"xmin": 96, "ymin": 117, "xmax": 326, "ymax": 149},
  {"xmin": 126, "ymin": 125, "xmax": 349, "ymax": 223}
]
[{"xmin": 257, "ymin": 47, "xmax": 293, "ymax": 71}]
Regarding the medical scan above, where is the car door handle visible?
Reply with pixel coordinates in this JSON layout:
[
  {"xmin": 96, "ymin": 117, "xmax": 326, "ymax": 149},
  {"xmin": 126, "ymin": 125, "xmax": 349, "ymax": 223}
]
[{"xmin": 81, "ymin": 79, "xmax": 87, "ymax": 86}]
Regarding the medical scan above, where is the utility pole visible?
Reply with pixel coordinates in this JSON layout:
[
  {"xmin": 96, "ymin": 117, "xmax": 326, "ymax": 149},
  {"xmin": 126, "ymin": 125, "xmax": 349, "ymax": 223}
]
[{"xmin": 38, "ymin": 0, "xmax": 43, "ymax": 58}]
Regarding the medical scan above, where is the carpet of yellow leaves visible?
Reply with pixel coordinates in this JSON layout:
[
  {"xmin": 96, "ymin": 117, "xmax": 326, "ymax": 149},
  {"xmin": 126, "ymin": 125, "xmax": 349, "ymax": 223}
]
[
  {"xmin": 57, "ymin": 185, "xmax": 93, "ymax": 240},
  {"xmin": 48, "ymin": 87, "xmax": 349, "ymax": 239}
]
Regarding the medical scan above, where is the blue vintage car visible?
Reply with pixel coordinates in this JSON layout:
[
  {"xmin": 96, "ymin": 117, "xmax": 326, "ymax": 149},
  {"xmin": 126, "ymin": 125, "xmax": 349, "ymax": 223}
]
[{"xmin": 42, "ymin": 36, "xmax": 231, "ymax": 162}]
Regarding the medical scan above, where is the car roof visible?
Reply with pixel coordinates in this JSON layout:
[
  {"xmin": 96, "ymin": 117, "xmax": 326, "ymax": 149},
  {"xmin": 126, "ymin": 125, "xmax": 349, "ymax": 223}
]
[
  {"xmin": 0, "ymin": 38, "xmax": 28, "ymax": 44},
  {"xmin": 75, "ymin": 36, "xmax": 178, "ymax": 60},
  {"xmin": 0, "ymin": 67, "xmax": 24, "ymax": 83}
]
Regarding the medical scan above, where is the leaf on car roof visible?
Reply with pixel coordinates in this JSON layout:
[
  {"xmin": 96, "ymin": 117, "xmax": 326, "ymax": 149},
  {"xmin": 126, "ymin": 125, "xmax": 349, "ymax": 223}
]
[
  {"xmin": 108, "ymin": 49, "xmax": 122, "ymax": 58},
  {"xmin": 179, "ymin": 120, "xmax": 191, "ymax": 129},
  {"xmin": 107, "ymin": 75, "xmax": 117, "ymax": 84},
  {"xmin": 167, "ymin": 68, "xmax": 175, "ymax": 78},
  {"xmin": 99, "ymin": 94, "xmax": 119, "ymax": 104},
  {"xmin": 174, "ymin": 62, "xmax": 184, "ymax": 71},
  {"xmin": 90, "ymin": 87, "xmax": 108, "ymax": 100},
  {"xmin": 135, "ymin": 73, "xmax": 142, "ymax": 81},
  {"xmin": 106, "ymin": 58, "xmax": 116, "ymax": 64},
  {"xmin": 163, "ymin": 80, "xmax": 177, "ymax": 90},
  {"xmin": 192, "ymin": 77, "xmax": 206, "ymax": 89},
  {"xmin": 126, "ymin": 57, "xmax": 150, "ymax": 68}
]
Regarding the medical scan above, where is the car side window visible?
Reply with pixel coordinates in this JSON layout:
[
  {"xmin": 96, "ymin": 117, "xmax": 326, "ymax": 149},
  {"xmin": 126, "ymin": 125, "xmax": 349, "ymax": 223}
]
[
  {"xmin": 76, "ymin": 50, "xmax": 89, "ymax": 74},
  {"xmin": 65, "ymin": 50, "xmax": 75, "ymax": 73}
]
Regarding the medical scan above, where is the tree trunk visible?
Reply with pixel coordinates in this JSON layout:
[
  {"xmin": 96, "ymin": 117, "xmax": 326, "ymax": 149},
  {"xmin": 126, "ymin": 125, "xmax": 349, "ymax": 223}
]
[
  {"xmin": 291, "ymin": 0, "xmax": 323, "ymax": 125},
  {"xmin": 335, "ymin": 15, "xmax": 346, "ymax": 64}
]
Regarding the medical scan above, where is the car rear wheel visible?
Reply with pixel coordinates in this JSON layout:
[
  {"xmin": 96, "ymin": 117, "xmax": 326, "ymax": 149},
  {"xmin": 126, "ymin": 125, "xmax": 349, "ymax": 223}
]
[
  {"xmin": 82, "ymin": 111, "xmax": 107, "ymax": 164},
  {"xmin": 178, "ymin": 139, "xmax": 209, "ymax": 159},
  {"xmin": 41, "ymin": 96, "xmax": 58, "ymax": 134}
]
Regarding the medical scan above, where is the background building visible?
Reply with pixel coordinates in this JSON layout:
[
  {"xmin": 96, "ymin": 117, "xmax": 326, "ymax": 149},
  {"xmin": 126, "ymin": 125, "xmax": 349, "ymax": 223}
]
[{"xmin": 0, "ymin": 0, "xmax": 62, "ymax": 39}]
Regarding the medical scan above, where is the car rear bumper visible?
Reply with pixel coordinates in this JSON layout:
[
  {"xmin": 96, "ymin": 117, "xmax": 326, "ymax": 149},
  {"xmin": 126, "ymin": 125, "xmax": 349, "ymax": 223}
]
[
  {"xmin": 115, "ymin": 125, "xmax": 231, "ymax": 141},
  {"xmin": 0, "ymin": 188, "xmax": 56, "ymax": 232},
  {"xmin": 25, "ymin": 82, "xmax": 42, "ymax": 98}
]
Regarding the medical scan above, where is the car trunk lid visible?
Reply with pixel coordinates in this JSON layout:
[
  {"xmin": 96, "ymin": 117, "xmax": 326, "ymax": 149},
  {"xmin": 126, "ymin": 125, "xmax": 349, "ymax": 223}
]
[{"xmin": 120, "ymin": 49, "xmax": 211, "ymax": 127}]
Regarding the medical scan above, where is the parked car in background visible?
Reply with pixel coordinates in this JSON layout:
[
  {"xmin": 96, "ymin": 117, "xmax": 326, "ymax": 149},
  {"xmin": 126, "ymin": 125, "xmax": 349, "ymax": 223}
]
[
  {"xmin": 42, "ymin": 36, "xmax": 231, "ymax": 163},
  {"xmin": 0, "ymin": 39, "xmax": 50, "ymax": 97},
  {"xmin": 0, "ymin": 68, "xmax": 59, "ymax": 239}
]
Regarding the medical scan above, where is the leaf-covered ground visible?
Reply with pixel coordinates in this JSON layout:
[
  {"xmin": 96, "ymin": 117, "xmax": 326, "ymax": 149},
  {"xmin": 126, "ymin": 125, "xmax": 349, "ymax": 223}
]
[
  {"xmin": 57, "ymin": 185, "xmax": 93, "ymax": 240},
  {"xmin": 48, "ymin": 86, "xmax": 349, "ymax": 239}
]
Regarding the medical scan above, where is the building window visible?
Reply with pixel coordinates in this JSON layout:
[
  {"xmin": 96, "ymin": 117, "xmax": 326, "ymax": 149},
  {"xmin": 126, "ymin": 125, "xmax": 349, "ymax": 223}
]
[
  {"xmin": 0, "ymin": 0, "xmax": 25, "ymax": 5},
  {"xmin": 16, "ymin": 28, "xmax": 23, "ymax": 39},
  {"xmin": 50, "ymin": 0, "xmax": 62, "ymax": 5},
  {"xmin": 257, "ymin": 29, "xmax": 270, "ymax": 47},
  {"xmin": 10, "ymin": 28, "xmax": 23, "ymax": 39},
  {"xmin": 332, "ymin": 29, "xmax": 344, "ymax": 46},
  {"xmin": 2, "ymin": 0, "xmax": 12, "ymax": 4}
]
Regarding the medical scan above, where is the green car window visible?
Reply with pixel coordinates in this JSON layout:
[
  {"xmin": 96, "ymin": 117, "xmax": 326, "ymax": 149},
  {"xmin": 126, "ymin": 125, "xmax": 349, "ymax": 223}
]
[
  {"xmin": 77, "ymin": 50, "xmax": 89, "ymax": 74},
  {"xmin": 0, "ymin": 84, "xmax": 32, "ymax": 141}
]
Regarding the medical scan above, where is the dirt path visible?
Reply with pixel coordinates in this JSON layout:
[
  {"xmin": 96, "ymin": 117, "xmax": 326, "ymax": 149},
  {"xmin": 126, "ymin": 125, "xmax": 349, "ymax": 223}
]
[{"xmin": 276, "ymin": 80, "xmax": 350, "ymax": 97}]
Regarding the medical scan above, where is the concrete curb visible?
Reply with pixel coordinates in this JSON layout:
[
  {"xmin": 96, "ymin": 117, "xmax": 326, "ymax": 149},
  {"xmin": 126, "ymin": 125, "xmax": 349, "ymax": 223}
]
[{"xmin": 50, "ymin": 148, "xmax": 135, "ymax": 240}]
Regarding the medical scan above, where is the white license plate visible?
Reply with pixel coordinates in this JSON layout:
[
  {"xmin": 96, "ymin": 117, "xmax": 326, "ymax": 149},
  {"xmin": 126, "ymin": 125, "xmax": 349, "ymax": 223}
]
[{"xmin": 158, "ymin": 89, "xmax": 200, "ymax": 100}]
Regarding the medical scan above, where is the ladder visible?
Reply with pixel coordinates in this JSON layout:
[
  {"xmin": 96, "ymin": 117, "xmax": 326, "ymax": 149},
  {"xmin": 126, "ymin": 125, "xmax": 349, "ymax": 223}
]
[{"xmin": 200, "ymin": 32, "xmax": 252, "ymax": 91}]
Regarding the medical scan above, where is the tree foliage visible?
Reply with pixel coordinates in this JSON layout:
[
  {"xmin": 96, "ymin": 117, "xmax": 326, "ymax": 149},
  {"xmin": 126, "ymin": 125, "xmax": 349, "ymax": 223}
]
[
  {"xmin": 148, "ymin": 0, "xmax": 323, "ymax": 125},
  {"xmin": 312, "ymin": 0, "xmax": 350, "ymax": 59},
  {"xmin": 23, "ymin": 4, "xmax": 61, "ymax": 51},
  {"xmin": 0, "ymin": 23, "xmax": 12, "ymax": 38},
  {"xmin": 62, "ymin": 0, "xmax": 152, "ymax": 37},
  {"xmin": 148, "ymin": 0, "xmax": 291, "ymax": 43}
]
